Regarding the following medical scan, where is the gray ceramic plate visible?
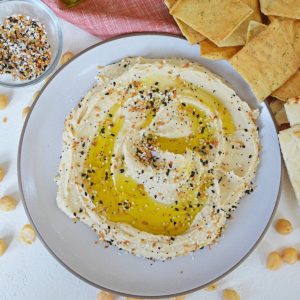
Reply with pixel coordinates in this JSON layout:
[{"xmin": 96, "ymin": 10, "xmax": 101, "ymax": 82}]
[{"xmin": 18, "ymin": 34, "xmax": 281, "ymax": 298}]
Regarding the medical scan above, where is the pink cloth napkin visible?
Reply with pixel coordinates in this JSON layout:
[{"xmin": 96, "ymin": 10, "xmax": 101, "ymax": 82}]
[{"xmin": 42, "ymin": 0, "xmax": 181, "ymax": 40}]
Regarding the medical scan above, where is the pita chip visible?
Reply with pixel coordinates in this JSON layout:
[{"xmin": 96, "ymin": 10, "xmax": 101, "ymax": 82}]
[
  {"xmin": 165, "ymin": 0, "xmax": 177, "ymax": 6},
  {"xmin": 200, "ymin": 40, "xmax": 242, "ymax": 60},
  {"xmin": 260, "ymin": 0, "xmax": 300, "ymax": 19},
  {"xmin": 217, "ymin": 0, "xmax": 262, "ymax": 47},
  {"xmin": 246, "ymin": 21, "xmax": 267, "ymax": 43},
  {"xmin": 269, "ymin": 98, "xmax": 284, "ymax": 115},
  {"xmin": 284, "ymin": 97, "xmax": 300, "ymax": 127},
  {"xmin": 267, "ymin": 15, "xmax": 278, "ymax": 22},
  {"xmin": 164, "ymin": 0, "xmax": 205, "ymax": 44},
  {"xmin": 293, "ymin": 21, "xmax": 300, "ymax": 56},
  {"xmin": 278, "ymin": 125, "xmax": 300, "ymax": 204},
  {"xmin": 275, "ymin": 107, "xmax": 289, "ymax": 126},
  {"xmin": 170, "ymin": 0, "xmax": 253, "ymax": 44},
  {"xmin": 175, "ymin": 19, "xmax": 206, "ymax": 44},
  {"xmin": 272, "ymin": 71, "xmax": 300, "ymax": 101},
  {"xmin": 229, "ymin": 19, "xmax": 300, "ymax": 101}
]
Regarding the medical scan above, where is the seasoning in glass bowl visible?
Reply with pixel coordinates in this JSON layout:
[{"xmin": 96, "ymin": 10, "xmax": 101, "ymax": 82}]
[{"xmin": 0, "ymin": 15, "xmax": 51, "ymax": 81}]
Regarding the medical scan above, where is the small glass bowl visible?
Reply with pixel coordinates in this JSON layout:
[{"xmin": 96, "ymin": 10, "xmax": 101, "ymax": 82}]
[{"xmin": 0, "ymin": 0, "xmax": 63, "ymax": 87}]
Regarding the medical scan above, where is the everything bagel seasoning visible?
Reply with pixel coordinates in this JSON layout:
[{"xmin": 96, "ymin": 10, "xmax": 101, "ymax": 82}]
[{"xmin": 0, "ymin": 15, "xmax": 51, "ymax": 81}]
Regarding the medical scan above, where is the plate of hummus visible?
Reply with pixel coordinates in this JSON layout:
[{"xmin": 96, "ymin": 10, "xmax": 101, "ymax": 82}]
[{"xmin": 18, "ymin": 34, "xmax": 281, "ymax": 297}]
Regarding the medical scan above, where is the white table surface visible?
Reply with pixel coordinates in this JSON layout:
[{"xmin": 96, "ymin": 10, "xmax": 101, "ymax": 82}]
[{"xmin": 1, "ymin": 17, "xmax": 300, "ymax": 300}]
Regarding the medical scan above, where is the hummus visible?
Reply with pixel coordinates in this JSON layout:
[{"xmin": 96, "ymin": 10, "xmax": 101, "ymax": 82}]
[{"xmin": 56, "ymin": 57, "xmax": 259, "ymax": 260}]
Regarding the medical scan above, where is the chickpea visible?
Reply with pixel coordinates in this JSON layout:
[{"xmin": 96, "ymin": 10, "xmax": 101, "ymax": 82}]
[
  {"xmin": 223, "ymin": 289, "xmax": 240, "ymax": 300},
  {"xmin": 0, "ymin": 94, "xmax": 9, "ymax": 110},
  {"xmin": 22, "ymin": 106, "xmax": 31, "ymax": 118},
  {"xmin": 0, "ymin": 239, "xmax": 7, "ymax": 256},
  {"xmin": 281, "ymin": 247, "xmax": 298, "ymax": 264},
  {"xmin": 174, "ymin": 296, "xmax": 186, "ymax": 300},
  {"xmin": 19, "ymin": 224, "xmax": 36, "ymax": 245},
  {"xmin": 0, "ymin": 166, "xmax": 5, "ymax": 182},
  {"xmin": 275, "ymin": 219, "xmax": 292, "ymax": 235},
  {"xmin": 205, "ymin": 283, "xmax": 218, "ymax": 291},
  {"xmin": 267, "ymin": 251, "xmax": 282, "ymax": 270},
  {"xmin": 96, "ymin": 291, "xmax": 113, "ymax": 300},
  {"xmin": 0, "ymin": 196, "xmax": 16, "ymax": 212},
  {"xmin": 61, "ymin": 51, "xmax": 74, "ymax": 65}
]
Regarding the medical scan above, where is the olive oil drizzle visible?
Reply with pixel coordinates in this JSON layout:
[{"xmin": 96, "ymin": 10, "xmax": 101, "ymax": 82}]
[{"xmin": 82, "ymin": 78, "xmax": 235, "ymax": 236}]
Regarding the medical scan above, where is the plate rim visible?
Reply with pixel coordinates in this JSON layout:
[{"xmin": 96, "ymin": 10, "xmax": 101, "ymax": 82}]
[{"xmin": 17, "ymin": 32, "xmax": 283, "ymax": 298}]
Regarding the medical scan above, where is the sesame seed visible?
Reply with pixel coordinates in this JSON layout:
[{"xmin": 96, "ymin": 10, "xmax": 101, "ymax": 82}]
[{"xmin": 0, "ymin": 15, "xmax": 51, "ymax": 81}]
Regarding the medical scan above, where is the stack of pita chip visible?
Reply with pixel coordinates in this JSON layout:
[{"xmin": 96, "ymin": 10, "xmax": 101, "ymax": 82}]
[
  {"xmin": 165, "ymin": 0, "xmax": 300, "ymax": 203},
  {"xmin": 277, "ymin": 97, "xmax": 300, "ymax": 204},
  {"xmin": 165, "ymin": 0, "xmax": 300, "ymax": 101}
]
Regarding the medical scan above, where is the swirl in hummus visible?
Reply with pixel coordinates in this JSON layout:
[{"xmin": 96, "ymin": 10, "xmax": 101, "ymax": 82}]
[{"xmin": 56, "ymin": 57, "xmax": 260, "ymax": 260}]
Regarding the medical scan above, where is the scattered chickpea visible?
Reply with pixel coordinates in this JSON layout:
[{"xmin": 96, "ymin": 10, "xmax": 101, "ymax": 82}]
[
  {"xmin": 0, "ymin": 239, "xmax": 7, "ymax": 256},
  {"xmin": 96, "ymin": 291, "xmax": 113, "ymax": 300},
  {"xmin": 281, "ymin": 247, "xmax": 298, "ymax": 264},
  {"xmin": 61, "ymin": 51, "xmax": 74, "ymax": 65},
  {"xmin": 22, "ymin": 106, "xmax": 31, "ymax": 118},
  {"xmin": 223, "ymin": 289, "xmax": 240, "ymax": 300},
  {"xmin": 205, "ymin": 283, "xmax": 218, "ymax": 291},
  {"xmin": 275, "ymin": 219, "xmax": 293, "ymax": 235},
  {"xmin": 267, "ymin": 251, "xmax": 282, "ymax": 270},
  {"xmin": 0, "ymin": 167, "xmax": 4, "ymax": 182},
  {"xmin": 19, "ymin": 224, "xmax": 36, "ymax": 245},
  {"xmin": 174, "ymin": 296, "xmax": 186, "ymax": 300},
  {"xmin": 0, "ymin": 196, "xmax": 16, "ymax": 212},
  {"xmin": 32, "ymin": 90, "xmax": 41, "ymax": 101},
  {"xmin": 0, "ymin": 94, "xmax": 9, "ymax": 110},
  {"xmin": 2, "ymin": 116, "xmax": 7, "ymax": 123}
]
